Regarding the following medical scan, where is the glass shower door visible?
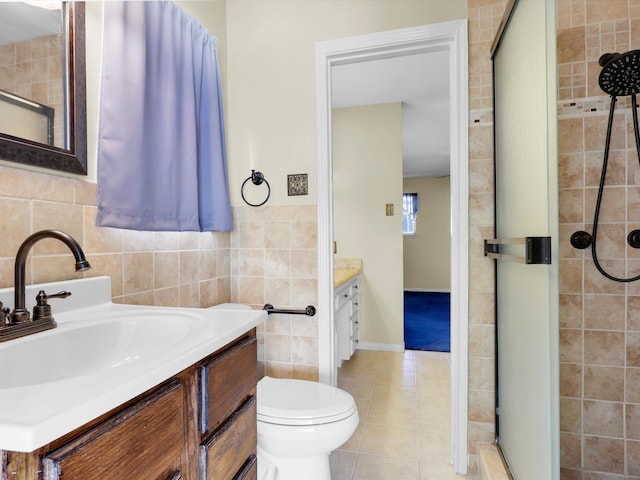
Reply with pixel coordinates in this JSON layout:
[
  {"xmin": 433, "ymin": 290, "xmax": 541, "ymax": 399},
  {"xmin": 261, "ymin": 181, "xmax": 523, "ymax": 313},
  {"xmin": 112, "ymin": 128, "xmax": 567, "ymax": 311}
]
[{"xmin": 491, "ymin": 0, "xmax": 559, "ymax": 478}]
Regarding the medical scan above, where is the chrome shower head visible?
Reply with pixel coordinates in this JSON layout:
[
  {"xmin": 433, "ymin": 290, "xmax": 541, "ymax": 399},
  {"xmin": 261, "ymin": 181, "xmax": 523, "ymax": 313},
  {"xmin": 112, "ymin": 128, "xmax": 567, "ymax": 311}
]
[{"xmin": 598, "ymin": 49, "xmax": 640, "ymax": 96}]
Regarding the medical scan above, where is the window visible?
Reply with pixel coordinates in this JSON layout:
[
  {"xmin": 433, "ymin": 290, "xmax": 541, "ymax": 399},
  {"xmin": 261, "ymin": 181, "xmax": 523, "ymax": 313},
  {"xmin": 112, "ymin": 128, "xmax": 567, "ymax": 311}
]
[{"xmin": 402, "ymin": 193, "xmax": 419, "ymax": 235}]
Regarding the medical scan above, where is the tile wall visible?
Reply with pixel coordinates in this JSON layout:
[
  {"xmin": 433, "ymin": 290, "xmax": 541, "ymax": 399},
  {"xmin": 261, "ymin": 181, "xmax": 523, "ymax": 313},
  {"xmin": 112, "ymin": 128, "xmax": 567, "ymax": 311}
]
[
  {"xmin": 0, "ymin": 35, "xmax": 65, "ymax": 148},
  {"xmin": 557, "ymin": 0, "xmax": 640, "ymax": 478},
  {"xmin": 466, "ymin": 0, "xmax": 508, "ymax": 473},
  {"xmin": 0, "ymin": 166, "xmax": 231, "ymax": 307},
  {"xmin": 230, "ymin": 205, "xmax": 319, "ymax": 381}
]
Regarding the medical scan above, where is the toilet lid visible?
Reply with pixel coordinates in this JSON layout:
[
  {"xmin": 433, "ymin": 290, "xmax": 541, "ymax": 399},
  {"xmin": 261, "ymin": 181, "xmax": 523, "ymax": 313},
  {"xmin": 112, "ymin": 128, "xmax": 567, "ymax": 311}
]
[{"xmin": 257, "ymin": 377, "xmax": 357, "ymax": 426}]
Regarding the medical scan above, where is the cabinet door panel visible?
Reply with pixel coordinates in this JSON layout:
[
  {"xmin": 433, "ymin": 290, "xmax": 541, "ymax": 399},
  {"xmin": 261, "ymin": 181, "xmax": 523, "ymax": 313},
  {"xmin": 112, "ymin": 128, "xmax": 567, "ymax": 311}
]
[
  {"xmin": 43, "ymin": 381, "xmax": 185, "ymax": 480},
  {"xmin": 200, "ymin": 397, "xmax": 257, "ymax": 480},
  {"xmin": 233, "ymin": 456, "xmax": 257, "ymax": 480},
  {"xmin": 199, "ymin": 336, "xmax": 257, "ymax": 434}
]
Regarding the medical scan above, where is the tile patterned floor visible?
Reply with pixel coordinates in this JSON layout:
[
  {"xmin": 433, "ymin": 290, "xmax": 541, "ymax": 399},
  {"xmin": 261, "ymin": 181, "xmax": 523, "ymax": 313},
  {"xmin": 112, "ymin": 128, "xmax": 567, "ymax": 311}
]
[{"xmin": 330, "ymin": 349, "xmax": 471, "ymax": 480}]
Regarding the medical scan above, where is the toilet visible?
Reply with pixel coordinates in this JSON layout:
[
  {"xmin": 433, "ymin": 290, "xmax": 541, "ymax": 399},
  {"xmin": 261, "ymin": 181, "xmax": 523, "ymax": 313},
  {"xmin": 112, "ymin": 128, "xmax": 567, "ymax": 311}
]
[
  {"xmin": 257, "ymin": 376, "xmax": 359, "ymax": 480},
  {"xmin": 208, "ymin": 303, "xmax": 359, "ymax": 480}
]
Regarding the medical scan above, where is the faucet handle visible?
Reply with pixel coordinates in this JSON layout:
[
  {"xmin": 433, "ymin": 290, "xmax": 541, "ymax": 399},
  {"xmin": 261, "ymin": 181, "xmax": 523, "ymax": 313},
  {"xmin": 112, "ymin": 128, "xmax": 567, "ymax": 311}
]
[
  {"xmin": 0, "ymin": 302, "xmax": 9, "ymax": 326},
  {"xmin": 39, "ymin": 290, "xmax": 72, "ymax": 301},
  {"xmin": 33, "ymin": 290, "xmax": 71, "ymax": 323}
]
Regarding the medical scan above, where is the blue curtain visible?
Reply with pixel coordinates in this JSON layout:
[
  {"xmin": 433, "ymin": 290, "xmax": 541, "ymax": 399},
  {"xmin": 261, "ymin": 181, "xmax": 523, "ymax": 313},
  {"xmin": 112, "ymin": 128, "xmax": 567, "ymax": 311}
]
[{"xmin": 97, "ymin": 1, "xmax": 232, "ymax": 232}]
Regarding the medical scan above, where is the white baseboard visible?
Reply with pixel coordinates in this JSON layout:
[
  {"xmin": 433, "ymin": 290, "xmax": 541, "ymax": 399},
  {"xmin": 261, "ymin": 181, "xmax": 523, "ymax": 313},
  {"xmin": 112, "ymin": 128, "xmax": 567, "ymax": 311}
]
[
  {"xmin": 357, "ymin": 342, "xmax": 405, "ymax": 352},
  {"xmin": 404, "ymin": 288, "xmax": 451, "ymax": 293}
]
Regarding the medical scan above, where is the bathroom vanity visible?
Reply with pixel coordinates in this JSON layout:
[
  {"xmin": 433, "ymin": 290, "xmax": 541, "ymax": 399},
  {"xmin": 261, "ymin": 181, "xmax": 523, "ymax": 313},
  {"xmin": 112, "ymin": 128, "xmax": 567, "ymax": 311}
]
[
  {"xmin": 0, "ymin": 277, "xmax": 266, "ymax": 480},
  {"xmin": 335, "ymin": 275, "xmax": 359, "ymax": 365}
]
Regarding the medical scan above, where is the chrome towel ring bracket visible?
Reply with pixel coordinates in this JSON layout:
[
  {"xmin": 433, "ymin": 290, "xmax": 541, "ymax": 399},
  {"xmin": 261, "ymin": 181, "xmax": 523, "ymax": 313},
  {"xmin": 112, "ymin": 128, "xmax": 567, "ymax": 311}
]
[{"xmin": 241, "ymin": 169, "xmax": 271, "ymax": 207}]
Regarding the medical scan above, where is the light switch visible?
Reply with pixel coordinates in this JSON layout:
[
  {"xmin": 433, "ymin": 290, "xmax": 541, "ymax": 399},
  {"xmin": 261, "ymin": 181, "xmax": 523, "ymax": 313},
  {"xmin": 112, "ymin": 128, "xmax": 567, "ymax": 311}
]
[{"xmin": 386, "ymin": 204, "xmax": 394, "ymax": 216}]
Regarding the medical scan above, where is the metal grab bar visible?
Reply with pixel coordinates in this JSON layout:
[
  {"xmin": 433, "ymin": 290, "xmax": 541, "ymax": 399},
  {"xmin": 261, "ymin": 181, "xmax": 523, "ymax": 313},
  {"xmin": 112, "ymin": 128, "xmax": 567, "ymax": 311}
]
[
  {"xmin": 484, "ymin": 236, "xmax": 552, "ymax": 264},
  {"xmin": 263, "ymin": 304, "xmax": 317, "ymax": 316}
]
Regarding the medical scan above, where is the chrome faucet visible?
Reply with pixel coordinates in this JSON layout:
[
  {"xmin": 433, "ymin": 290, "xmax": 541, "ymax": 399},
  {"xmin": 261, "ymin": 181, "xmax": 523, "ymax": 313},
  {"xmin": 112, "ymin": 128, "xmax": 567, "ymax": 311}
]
[{"xmin": 0, "ymin": 230, "xmax": 91, "ymax": 341}]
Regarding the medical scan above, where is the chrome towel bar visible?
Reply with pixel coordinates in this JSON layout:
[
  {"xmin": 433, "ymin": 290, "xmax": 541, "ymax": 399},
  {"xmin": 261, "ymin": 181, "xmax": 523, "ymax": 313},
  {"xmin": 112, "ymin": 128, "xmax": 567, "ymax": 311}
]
[
  {"xmin": 263, "ymin": 304, "xmax": 316, "ymax": 316},
  {"xmin": 484, "ymin": 236, "xmax": 551, "ymax": 264}
]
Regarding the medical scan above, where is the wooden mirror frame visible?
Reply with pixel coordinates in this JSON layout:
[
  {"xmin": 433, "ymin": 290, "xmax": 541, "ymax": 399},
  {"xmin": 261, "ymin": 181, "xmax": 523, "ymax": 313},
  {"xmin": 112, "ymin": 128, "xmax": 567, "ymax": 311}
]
[{"xmin": 0, "ymin": 2, "xmax": 87, "ymax": 175}]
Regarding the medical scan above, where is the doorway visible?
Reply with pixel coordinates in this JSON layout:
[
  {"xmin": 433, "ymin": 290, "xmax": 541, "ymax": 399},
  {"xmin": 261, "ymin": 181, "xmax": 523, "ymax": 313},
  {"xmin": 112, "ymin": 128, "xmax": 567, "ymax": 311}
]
[{"xmin": 315, "ymin": 20, "xmax": 469, "ymax": 473}]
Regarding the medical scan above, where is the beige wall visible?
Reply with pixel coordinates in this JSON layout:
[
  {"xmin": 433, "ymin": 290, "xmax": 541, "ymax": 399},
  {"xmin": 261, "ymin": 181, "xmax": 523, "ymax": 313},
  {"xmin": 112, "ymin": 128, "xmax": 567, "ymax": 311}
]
[
  {"xmin": 403, "ymin": 176, "xmax": 451, "ymax": 291},
  {"xmin": 225, "ymin": 0, "xmax": 467, "ymax": 207},
  {"xmin": 333, "ymin": 104, "xmax": 404, "ymax": 347}
]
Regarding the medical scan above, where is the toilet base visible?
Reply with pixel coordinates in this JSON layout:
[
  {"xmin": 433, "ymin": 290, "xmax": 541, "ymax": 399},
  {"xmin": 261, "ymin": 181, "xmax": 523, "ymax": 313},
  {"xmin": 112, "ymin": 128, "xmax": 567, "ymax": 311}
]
[{"xmin": 258, "ymin": 445, "xmax": 331, "ymax": 480}]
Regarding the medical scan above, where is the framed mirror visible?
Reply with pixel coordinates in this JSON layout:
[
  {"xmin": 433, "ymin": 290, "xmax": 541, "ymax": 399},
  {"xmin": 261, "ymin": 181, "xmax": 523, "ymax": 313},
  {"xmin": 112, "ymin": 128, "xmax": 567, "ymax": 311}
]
[{"xmin": 0, "ymin": 1, "xmax": 86, "ymax": 175}]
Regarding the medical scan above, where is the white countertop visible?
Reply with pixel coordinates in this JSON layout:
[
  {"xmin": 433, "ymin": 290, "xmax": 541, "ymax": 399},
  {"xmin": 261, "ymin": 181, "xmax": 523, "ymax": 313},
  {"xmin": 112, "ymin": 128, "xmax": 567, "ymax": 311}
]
[{"xmin": 0, "ymin": 277, "xmax": 266, "ymax": 452}]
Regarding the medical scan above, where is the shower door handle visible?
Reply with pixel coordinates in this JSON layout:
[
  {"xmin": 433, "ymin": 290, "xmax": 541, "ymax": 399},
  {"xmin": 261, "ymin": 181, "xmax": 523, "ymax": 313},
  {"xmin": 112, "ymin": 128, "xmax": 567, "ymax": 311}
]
[{"xmin": 484, "ymin": 236, "xmax": 551, "ymax": 264}]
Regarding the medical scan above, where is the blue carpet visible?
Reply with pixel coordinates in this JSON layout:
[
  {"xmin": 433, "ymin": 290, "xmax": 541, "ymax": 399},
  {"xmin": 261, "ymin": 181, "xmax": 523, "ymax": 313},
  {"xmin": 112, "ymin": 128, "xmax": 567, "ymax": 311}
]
[{"xmin": 404, "ymin": 291, "xmax": 450, "ymax": 352}]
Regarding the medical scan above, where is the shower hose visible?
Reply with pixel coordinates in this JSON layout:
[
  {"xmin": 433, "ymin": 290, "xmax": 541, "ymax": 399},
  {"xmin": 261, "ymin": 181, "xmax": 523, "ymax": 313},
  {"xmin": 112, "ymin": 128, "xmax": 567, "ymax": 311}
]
[{"xmin": 570, "ymin": 50, "xmax": 640, "ymax": 282}]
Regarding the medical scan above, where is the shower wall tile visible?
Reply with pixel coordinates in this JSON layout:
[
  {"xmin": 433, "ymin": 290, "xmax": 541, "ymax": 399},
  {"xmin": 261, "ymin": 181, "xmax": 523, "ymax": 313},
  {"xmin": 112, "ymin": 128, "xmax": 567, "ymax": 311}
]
[
  {"xmin": 560, "ymin": 432, "xmax": 582, "ymax": 469},
  {"xmin": 560, "ymin": 259, "xmax": 583, "ymax": 294},
  {"xmin": 629, "ymin": 296, "xmax": 640, "ymax": 330},
  {"xmin": 627, "ymin": 404, "xmax": 640, "ymax": 440},
  {"xmin": 584, "ymin": 365, "xmax": 625, "ymax": 401},
  {"xmin": 584, "ymin": 294, "xmax": 625, "ymax": 329},
  {"xmin": 627, "ymin": 368, "xmax": 640, "ymax": 402},
  {"xmin": 559, "ymin": 118, "xmax": 584, "ymax": 154},
  {"xmin": 583, "ymin": 435, "xmax": 625, "ymax": 473},
  {"xmin": 583, "ymin": 259, "xmax": 627, "ymax": 294},
  {"xmin": 560, "ymin": 397, "xmax": 582, "ymax": 433},
  {"xmin": 583, "ymin": 400, "xmax": 624, "ymax": 437},
  {"xmin": 560, "ymin": 293, "xmax": 583, "ymax": 328},
  {"xmin": 559, "ymin": 153, "xmax": 584, "ymax": 188},
  {"xmin": 628, "ymin": 440, "xmax": 640, "ymax": 476},
  {"xmin": 558, "ymin": 26, "xmax": 586, "ymax": 63},
  {"xmin": 586, "ymin": 0, "xmax": 629, "ymax": 24},
  {"xmin": 584, "ymin": 330, "xmax": 625, "ymax": 365},
  {"xmin": 467, "ymin": 389, "xmax": 494, "ymax": 424},
  {"xmin": 559, "ymin": 188, "xmax": 584, "ymax": 223},
  {"xmin": 560, "ymin": 329, "xmax": 583, "ymax": 363},
  {"xmin": 584, "ymin": 187, "xmax": 626, "ymax": 224},
  {"xmin": 561, "ymin": 362, "xmax": 583, "ymax": 398},
  {"xmin": 589, "ymin": 224, "xmax": 627, "ymax": 259},
  {"xmin": 586, "ymin": 150, "xmax": 626, "ymax": 186},
  {"xmin": 627, "ymin": 331, "xmax": 640, "ymax": 366}
]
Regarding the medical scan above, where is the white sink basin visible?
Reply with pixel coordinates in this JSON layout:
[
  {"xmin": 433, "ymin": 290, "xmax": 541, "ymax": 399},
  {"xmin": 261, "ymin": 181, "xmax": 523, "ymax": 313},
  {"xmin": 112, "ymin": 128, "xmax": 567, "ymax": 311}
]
[
  {"xmin": 0, "ymin": 310, "xmax": 204, "ymax": 389},
  {"xmin": 0, "ymin": 276, "xmax": 267, "ymax": 453}
]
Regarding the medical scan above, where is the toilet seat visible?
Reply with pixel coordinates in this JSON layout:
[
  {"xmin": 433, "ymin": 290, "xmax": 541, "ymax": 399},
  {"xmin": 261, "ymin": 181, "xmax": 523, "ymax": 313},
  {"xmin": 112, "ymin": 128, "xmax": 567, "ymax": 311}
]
[{"xmin": 257, "ymin": 377, "xmax": 357, "ymax": 426}]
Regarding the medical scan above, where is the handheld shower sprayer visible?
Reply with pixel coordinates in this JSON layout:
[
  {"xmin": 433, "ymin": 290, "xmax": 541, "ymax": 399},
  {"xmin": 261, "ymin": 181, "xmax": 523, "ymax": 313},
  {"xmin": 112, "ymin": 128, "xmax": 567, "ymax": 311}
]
[{"xmin": 570, "ymin": 49, "xmax": 640, "ymax": 282}]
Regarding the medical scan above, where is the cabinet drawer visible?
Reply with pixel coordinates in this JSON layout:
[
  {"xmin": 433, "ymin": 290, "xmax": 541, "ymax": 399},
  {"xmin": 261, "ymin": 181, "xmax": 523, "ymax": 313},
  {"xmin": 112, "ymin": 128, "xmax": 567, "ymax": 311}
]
[
  {"xmin": 43, "ymin": 381, "xmax": 185, "ymax": 480},
  {"xmin": 200, "ymin": 397, "xmax": 257, "ymax": 480},
  {"xmin": 350, "ymin": 318, "xmax": 359, "ymax": 337},
  {"xmin": 199, "ymin": 336, "xmax": 257, "ymax": 434},
  {"xmin": 334, "ymin": 289, "xmax": 349, "ymax": 309},
  {"xmin": 350, "ymin": 295, "xmax": 359, "ymax": 316}
]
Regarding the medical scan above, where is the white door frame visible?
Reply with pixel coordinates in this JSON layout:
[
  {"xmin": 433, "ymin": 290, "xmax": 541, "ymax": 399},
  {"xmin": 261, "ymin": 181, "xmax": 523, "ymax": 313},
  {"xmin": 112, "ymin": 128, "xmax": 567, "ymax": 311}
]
[{"xmin": 315, "ymin": 20, "xmax": 469, "ymax": 473}]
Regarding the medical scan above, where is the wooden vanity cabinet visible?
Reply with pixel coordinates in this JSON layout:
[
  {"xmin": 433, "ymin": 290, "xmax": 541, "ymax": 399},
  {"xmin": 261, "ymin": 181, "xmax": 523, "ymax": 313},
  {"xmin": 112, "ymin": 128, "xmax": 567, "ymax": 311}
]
[
  {"xmin": 1, "ymin": 330, "xmax": 258, "ymax": 480},
  {"xmin": 198, "ymin": 336, "xmax": 258, "ymax": 480},
  {"xmin": 42, "ymin": 381, "xmax": 187, "ymax": 480}
]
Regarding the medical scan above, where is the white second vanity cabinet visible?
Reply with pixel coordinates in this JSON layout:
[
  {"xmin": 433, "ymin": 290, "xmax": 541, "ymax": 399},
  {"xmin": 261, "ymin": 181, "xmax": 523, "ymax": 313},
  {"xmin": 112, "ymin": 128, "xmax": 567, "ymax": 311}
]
[
  {"xmin": 335, "ymin": 275, "xmax": 359, "ymax": 365},
  {"xmin": 1, "ymin": 330, "xmax": 258, "ymax": 480}
]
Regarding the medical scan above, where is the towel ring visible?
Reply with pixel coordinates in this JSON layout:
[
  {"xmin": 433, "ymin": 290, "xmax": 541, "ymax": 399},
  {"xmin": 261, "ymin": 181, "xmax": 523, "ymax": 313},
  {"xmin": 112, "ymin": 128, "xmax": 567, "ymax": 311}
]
[{"xmin": 241, "ymin": 170, "xmax": 270, "ymax": 207}]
